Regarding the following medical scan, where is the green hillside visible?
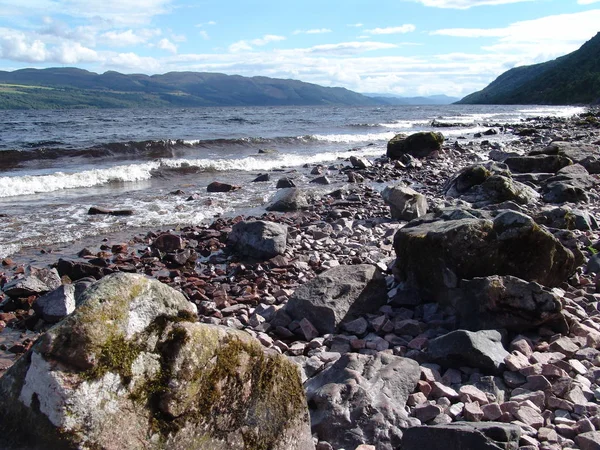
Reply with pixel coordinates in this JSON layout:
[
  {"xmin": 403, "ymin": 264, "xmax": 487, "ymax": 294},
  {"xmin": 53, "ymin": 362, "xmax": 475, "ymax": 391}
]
[
  {"xmin": 0, "ymin": 69, "xmax": 382, "ymax": 109},
  {"xmin": 458, "ymin": 32, "xmax": 600, "ymax": 105}
]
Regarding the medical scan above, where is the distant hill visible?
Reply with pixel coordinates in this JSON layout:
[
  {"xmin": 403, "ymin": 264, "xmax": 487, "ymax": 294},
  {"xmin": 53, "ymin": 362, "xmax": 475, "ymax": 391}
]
[
  {"xmin": 458, "ymin": 32, "xmax": 600, "ymax": 105},
  {"xmin": 364, "ymin": 93, "xmax": 459, "ymax": 105},
  {"xmin": 0, "ymin": 68, "xmax": 382, "ymax": 109}
]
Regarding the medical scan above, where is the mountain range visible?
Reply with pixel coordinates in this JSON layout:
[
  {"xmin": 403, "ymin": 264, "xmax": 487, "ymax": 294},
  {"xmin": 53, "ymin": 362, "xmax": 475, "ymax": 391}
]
[{"xmin": 458, "ymin": 32, "xmax": 600, "ymax": 105}]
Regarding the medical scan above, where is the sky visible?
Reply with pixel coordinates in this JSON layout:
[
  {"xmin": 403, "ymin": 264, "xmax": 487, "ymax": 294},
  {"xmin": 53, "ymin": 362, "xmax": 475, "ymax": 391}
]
[{"xmin": 0, "ymin": 0, "xmax": 599, "ymax": 97}]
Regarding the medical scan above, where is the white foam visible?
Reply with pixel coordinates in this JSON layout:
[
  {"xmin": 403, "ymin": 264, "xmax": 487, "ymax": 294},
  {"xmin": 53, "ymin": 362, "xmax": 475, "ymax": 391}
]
[
  {"xmin": 312, "ymin": 132, "xmax": 396, "ymax": 143},
  {"xmin": 0, "ymin": 243, "xmax": 22, "ymax": 259},
  {"xmin": 379, "ymin": 120, "xmax": 430, "ymax": 129},
  {"xmin": 0, "ymin": 162, "xmax": 160, "ymax": 198}
]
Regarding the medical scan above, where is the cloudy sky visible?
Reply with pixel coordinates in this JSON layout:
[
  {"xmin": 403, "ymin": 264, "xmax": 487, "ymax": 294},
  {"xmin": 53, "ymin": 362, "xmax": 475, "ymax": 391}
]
[{"xmin": 0, "ymin": 0, "xmax": 599, "ymax": 97}]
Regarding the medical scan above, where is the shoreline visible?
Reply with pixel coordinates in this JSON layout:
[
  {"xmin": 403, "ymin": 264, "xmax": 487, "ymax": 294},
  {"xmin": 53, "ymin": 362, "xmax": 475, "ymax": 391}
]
[{"xmin": 1, "ymin": 109, "xmax": 600, "ymax": 448}]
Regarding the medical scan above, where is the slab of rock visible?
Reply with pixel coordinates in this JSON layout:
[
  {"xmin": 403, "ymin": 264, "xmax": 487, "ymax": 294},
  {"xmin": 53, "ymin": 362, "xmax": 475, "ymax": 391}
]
[
  {"xmin": 267, "ymin": 188, "xmax": 309, "ymax": 211},
  {"xmin": 0, "ymin": 273, "xmax": 313, "ymax": 450},
  {"xmin": 305, "ymin": 352, "xmax": 420, "ymax": 450},
  {"xmin": 453, "ymin": 275, "xmax": 562, "ymax": 332},
  {"xmin": 542, "ymin": 171, "xmax": 597, "ymax": 203},
  {"xmin": 381, "ymin": 185, "xmax": 428, "ymax": 221},
  {"xmin": 393, "ymin": 209, "xmax": 576, "ymax": 302},
  {"xmin": 276, "ymin": 177, "xmax": 296, "ymax": 188},
  {"xmin": 428, "ymin": 329, "xmax": 509, "ymax": 374},
  {"xmin": 443, "ymin": 162, "xmax": 539, "ymax": 207},
  {"xmin": 401, "ymin": 422, "xmax": 521, "ymax": 450},
  {"xmin": 284, "ymin": 264, "xmax": 387, "ymax": 334},
  {"xmin": 35, "ymin": 284, "xmax": 76, "ymax": 323},
  {"xmin": 535, "ymin": 207, "xmax": 599, "ymax": 231},
  {"xmin": 350, "ymin": 156, "xmax": 371, "ymax": 169},
  {"xmin": 227, "ymin": 220, "xmax": 287, "ymax": 260},
  {"xmin": 207, "ymin": 181, "xmax": 241, "ymax": 192},
  {"xmin": 88, "ymin": 206, "xmax": 134, "ymax": 216},
  {"xmin": 387, "ymin": 131, "xmax": 444, "ymax": 159},
  {"xmin": 532, "ymin": 141, "xmax": 600, "ymax": 173},
  {"xmin": 504, "ymin": 154, "xmax": 572, "ymax": 173},
  {"xmin": 576, "ymin": 431, "xmax": 600, "ymax": 450},
  {"xmin": 2, "ymin": 267, "xmax": 61, "ymax": 299}
]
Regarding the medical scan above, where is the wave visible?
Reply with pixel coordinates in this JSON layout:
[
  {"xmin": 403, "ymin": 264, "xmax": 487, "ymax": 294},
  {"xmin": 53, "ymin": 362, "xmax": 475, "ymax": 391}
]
[{"xmin": 0, "ymin": 146, "xmax": 386, "ymax": 198}]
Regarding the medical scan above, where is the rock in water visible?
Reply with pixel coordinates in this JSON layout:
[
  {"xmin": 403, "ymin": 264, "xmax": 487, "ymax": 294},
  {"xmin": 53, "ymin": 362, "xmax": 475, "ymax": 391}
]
[
  {"xmin": 393, "ymin": 209, "xmax": 576, "ymax": 301},
  {"xmin": 207, "ymin": 181, "xmax": 241, "ymax": 192},
  {"xmin": 387, "ymin": 131, "xmax": 444, "ymax": 159},
  {"xmin": 381, "ymin": 184, "xmax": 428, "ymax": 221},
  {"xmin": 266, "ymin": 188, "xmax": 309, "ymax": 212},
  {"xmin": 305, "ymin": 352, "xmax": 420, "ymax": 450},
  {"xmin": 227, "ymin": 220, "xmax": 288, "ymax": 259},
  {"xmin": 284, "ymin": 264, "xmax": 387, "ymax": 334},
  {"xmin": 0, "ymin": 273, "xmax": 313, "ymax": 450},
  {"xmin": 88, "ymin": 206, "xmax": 134, "ymax": 216}
]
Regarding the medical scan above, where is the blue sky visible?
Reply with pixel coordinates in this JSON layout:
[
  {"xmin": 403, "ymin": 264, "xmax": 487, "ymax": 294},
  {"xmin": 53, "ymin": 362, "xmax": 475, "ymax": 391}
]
[{"xmin": 0, "ymin": 0, "xmax": 599, "ymax": 97}]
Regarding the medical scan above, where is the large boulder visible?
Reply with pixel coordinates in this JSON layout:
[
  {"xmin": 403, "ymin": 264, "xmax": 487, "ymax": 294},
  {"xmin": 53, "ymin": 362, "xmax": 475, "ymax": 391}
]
[
  {"xmin": 531, "ymin": 141, "xmax": 600, "ymax": 173},
  {"xmin": 504, "ymin": 154, "xmax": 572, "ymax": 173},
  {"xmin": 541, "ymin": 171, "xmax": 597, "ymax": 203},
  {"xmin": 452, "ymin": 275, "xmax": 563, "ymax": 332},
  {"xmin": 381, "ymin": 185, "xmax": 428, "ymax": 221},
  {"xmin": 284, "ymin": 264, "xmax": 387, "ymax": 334},
  {"xmin": 402, "ymin": 422, "xmax": 521, "ymax": 450},
  {"xmin": 305, "ymin": 352, "xmax": 420, "ymax": 450},
  {"xmin": 387, "ymin": 132, "xmax": 444, "ymax": 159},
  {"xmin": 444, "ymin": 162, "xmax": 539, "ymax": 207},
  {"xmin": 427, "ymin": 329, "xmax": 509, "ymax": 374},
  {"xmin": 0, "ymin": 273, "xmax": 313, "ymax": 450},
  {"xmin": 393, "ymin": 209, "xmax": 576, "ymax": 302},
  {"xmin": 266, "ymin": 188, "xmax": 309, "ymax": 212},
  {"xmin": 227, "ymin": 220, "xmax": 287, "ymax": 259}
]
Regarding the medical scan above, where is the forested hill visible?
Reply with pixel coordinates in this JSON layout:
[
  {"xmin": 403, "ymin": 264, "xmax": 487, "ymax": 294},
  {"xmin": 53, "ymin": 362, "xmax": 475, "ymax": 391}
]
[
  {"xmin": 458, "ymin": 32, "xmax": 600, "ymax": 105},
  {"xmin": 0, "ymin": 68, "xmax": 382, "ymax": 109}
]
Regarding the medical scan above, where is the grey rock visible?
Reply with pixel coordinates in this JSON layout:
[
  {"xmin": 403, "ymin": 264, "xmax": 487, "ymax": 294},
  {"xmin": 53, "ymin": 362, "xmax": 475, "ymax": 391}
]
[
  {"xmin": 393, "ymin": 209, "xmax": 576, "ymax": 302},
  {"xmin": 305, "ymin": 352, "xmax": 420, "ymax": 450},
  {"xmin": 267, "ymin": 188, "xmax": 309, "ymax": 211},
  {"xmin": 577, "ymin": 431, "xmax": 600, "ymax": 450},
  {"xmin": 0, "ymin": 273, "xmax": 313, "ymax": 450},
  {"xmin": 535, "ymin": 207, "xmax": 599, "ymax": 231},
  {"xmin": 387, "ymin": 131, "xmax": 444, "ymax": 159},
  {"xmin": 35, "ymin": 284, "xmax": 76, "ymax": 323},
  {"xmin": 228, "ymin": 220, "xmax": 287, "ymax": 259},
  {"xmin": 454, "ymin": 275, "xmax": 562, "ymax": 332},
  {"xmin": 285, "ymin": 264, "xmax": 387, "ymax": 334},
  {"xmin": 401, "ymin": 422, "xmax": 521, "ymax": 450},
  {"xmin": 428, "ymin": 329, "xmax": 509, "ymax": 374},
  {"xmin": 532, "ymin": 141, "xmax": 600, "ymax": 172},
  {"xmin": 381, "ymin": 185, "xmax": 428, "ymax": 221},
  {"xmin": 276, "ymin": 177, "xmax": 296, "ymax": 188},
  {"xmin": 349, "ymin": 156, "xmax": 371, "ymax": 169},
  {"xmin": 2, "ymin": 267, "xmax": 61, "ymax": 298},
  {"xmin": 504, "ymin": 154, "xmax": 572, "ymax": 173}
]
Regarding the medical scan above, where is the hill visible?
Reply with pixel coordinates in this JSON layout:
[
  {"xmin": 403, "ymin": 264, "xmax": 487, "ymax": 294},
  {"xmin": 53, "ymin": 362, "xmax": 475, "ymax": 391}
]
[
  {"xmin": 458, "ymin": 32, "xmax": 600, "ymax": 105},
  {"xmin": 0, "ymin": 68, "xmax": 381, "ymax": 109}
]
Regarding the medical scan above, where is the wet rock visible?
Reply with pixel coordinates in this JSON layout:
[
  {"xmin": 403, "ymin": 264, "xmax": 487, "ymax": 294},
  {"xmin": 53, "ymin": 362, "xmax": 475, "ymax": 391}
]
[
  {"xmin": 285, "ymin": 264, "xmax": 387, "ymax": 334},
  {"xmin": 152, "ymin": 233, "xmax": 183, "ymax": 253},
  {"xmin": 252, "ymin": 173, "xmax": 270, "ymax": 182},
  {"xmin": 35, "ymin": 284, "xmax": 76, "ymax": 323},
  {"xmin": 381, "ymin": 185, "xmax": 428, "ymax": 221},
  {"xmin": 428, "ymin": 329, "xmax": 509, "ymax": 374},
  {"xmin": 454, "ymin": 275, "xmax": 562, "ymax": 332},
  {"xmin": 401, "ymin": 422, "xmax": 521, "ymax": 450},
  {"xmin": 267, "ymin": 188, "xmax": 309, "ymax": 212},
  {"xmin": 305, "ymin": 352, "xmax": 420, "ymax": 450},
  {"xmin": 207, "ymin": 181, "xmax": 241, "ymax": 192},
  {"xmin": 0, "ymin": 273, "xmax": 313, "ymax": 450},
  {"xmin": 387, "ymin": 131, "xmax": 444, "ymax": 159},
  {"xmin": 276, "ymin": 177, "xmax": 296, "ymax": 188},
  {"xmin": 350, "ymin": 156, "xmax": 371, "ymax": 169},
  {"xmin": 88, "ymin": 206, "xmax": 134, "ymax": 216},
  {"xmin": 393, "ymin": 209, "xmax": 576, "ymax": 302},
  {"xmin": 310, "ymin": 176, "xmax": 331, "ymax": 185},
  {"xmin": 56, "ymin": 259, "xmax": 106, "ymax": 281}
]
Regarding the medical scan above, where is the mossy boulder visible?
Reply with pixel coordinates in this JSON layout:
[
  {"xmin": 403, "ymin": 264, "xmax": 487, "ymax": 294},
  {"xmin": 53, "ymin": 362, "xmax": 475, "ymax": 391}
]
[
  {"xmin": 387, "ymin": 131, "xmax": 444, "ymax": 159},
  {"xmin": 393, "ymin": 209, "xmax": 577, "ymax": 302},
  {"xmin": 0, "ymin": 273, "xmax": 313, "ymax": 450}
]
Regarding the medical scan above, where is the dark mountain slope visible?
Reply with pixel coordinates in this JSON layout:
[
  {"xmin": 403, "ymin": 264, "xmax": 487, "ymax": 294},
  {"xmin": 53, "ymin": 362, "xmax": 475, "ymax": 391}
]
[{"xmin": 459, "ymin": 32, "xmax": 600, "ymax": 105}]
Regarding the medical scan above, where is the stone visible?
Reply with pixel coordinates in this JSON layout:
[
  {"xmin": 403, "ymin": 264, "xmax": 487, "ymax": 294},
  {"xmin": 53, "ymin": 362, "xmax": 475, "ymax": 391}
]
[
  {"xmin": 455, "ymin": 276, "xmax": 563, "ymax": 332},
  {"xmin": 514, "ymin": 405, "xmax": 544, "ymax": 428},
  {"xmin": 387, "ymin": 131, "xmax": 444, "ymax": 159},
  {"xmin": 35, "ymin": 284, "xmax": 76, "ymax": 323},
  {"xmin": 428, "ymin": 329, "xmax": 509, "ymax": 374},
  {"xmin": 88, "ymin": 206, "xmax": 134, "ymax": 216},
  {"xmin": 504, "ymin": 154, "xmax": 572, "ymax": 173},
  {"xmin": 401, "ymin": 422, "xmax": 521, "ymax": 450},
  {"xmin": 267, "ymin": 188, "xmax": 309, "ymax": 212},
  {"xmin": 535, "ymin": 207, "xmax": 599, "ymax": 232},
  {"xmin": 393, "ymin": 209, "xmax": 576, "ymax": 302},
  {"xmin": 381, "ymin": 185, "xmax": 428, "ymax": 221},
  {"xmin": 276, "ymin": 177, "xmax": 296, "ymax": 188},
  {"xmin": 463, "ymin": 402, "xmax": 484, "ymax": 422},
  {"xmin": 0, "ymin": 273, "xmax": 313, "ymax": 450},
  {"xmin": 350, "ymin": 156, "xmax": 371, "ymax": 169},
  {"xmin": 252, "ymin": 173, "xmax": 270, "ymax": 182},
  {"xmin": 285, "ymin": 264, "xmax": 387, "ymax": 334},
  {"xmin": 577, "ymin": 431, "xmax": 600, "ymax": 450},
  {"xmin": 531, "ymin": 141, "xmax": 600, "ymax": 172},
  {"xmin": 343, "ymin": 317, "xmax": 369, "ymax": 335},
  {"xmin": 227, "ymin": 220, "xmax": 287, "ymax": 260},
  {"xmin": 310, "ymin": 176, "xmax": 331, "ymax": 185},
  {"xmin": 207, "ymin": 181, "xmax": 241, "ymax": 192},
  {"xmin": 414, "ymin": 403, "xmax": 442, "ymax": 422},
  {"xmin": 460, "ymin": 385, "xmax": 489, "ymax": 404},
  {"xmin": 152, "ymin": 233, "xmax": 183, "ymax": 253},
  {"xmin": 2, "ymin": 266, "xmax": 61, "ymax": 299},
  {"xmin": 443, "ymin": 162, "xmax": 539, "ymax": 207},
  {"xmin": 305, "ymin": 352, "xmax": 420, "ymax": 450},
  {"xmin": 482, "ymin": 403, "xmax": 503, "ymax": 421}
]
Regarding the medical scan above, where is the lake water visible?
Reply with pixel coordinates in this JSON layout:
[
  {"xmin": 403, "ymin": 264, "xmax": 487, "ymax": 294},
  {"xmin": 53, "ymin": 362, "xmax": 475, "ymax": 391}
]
[{"xmin": 0, "ymin": 104, "xmax": 585, "ymax": 258}]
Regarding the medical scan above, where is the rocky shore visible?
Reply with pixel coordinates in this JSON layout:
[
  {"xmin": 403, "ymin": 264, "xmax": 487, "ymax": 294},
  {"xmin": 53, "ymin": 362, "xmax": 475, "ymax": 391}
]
[{"xmin": 1, "ymin": 110, "xmax": 600, "ymax": 449}]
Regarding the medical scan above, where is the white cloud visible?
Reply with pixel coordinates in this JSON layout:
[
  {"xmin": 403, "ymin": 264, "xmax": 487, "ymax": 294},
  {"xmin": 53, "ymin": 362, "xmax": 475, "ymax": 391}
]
[
  {"xmin": 409, "ymin": 0, "xmax": 535, "ymax": 8},
  {"xmin": 229, "ymin": 40, "xmax": 252, "ymax": 52},
  {"xmin": 106, "ymin": 52, "xmax": 162, "ymax": 71},
  {"xmin": 198, "ymin": 30, "xmax": 209, "ymax": 40},
  {"xmin": 294, "ymin": 28, "xmax": 333, "ymax": 35},
  {"xmin": 229, "ymin": 34, "xmax": 286, "ymax": 52},
  {"xmin": 62, "ymin": 0, "xmax": 173, "ymax": 25},
  {"xmin": 347, "ymin": 23, "xmax": 363, "ymax": 28},
  {"xmin": 578, "ymin": 0, "xmax": 600, "ymax": 4},
  {"xmin": 157, "ymin": 38, "xmax": 177, "ymax": 54},
  {"xmin": 101, "ymin": 29, "xmax": 162, "ymax": 47},
  {"xmin": 365, "ymin": 25, "xmax": 416, "ymax": 35},
  {"xmin": 195, "ymin": 20, "xmax": 216, "ymax": 27},
  {"xmin": 304, "ymin": 41, "xmax": 398, "ymax": 55}
]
